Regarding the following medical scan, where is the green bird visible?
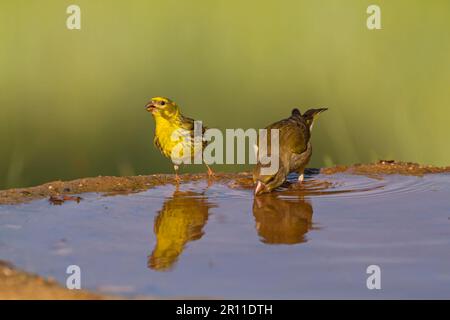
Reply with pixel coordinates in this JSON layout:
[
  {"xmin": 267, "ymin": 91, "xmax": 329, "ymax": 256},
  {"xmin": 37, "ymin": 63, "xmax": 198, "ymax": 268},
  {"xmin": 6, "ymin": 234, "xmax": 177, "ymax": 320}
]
[{"xmin": 253, "ymin": 107, "xmax": 327, "ymax": 195}]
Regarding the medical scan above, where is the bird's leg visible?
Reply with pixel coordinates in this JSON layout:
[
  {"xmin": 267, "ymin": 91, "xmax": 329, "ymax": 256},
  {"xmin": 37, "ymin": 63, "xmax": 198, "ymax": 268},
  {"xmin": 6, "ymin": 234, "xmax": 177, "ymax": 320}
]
[
  {"xmin": 204, "ymin": 163, "xmax": 214, "ymax": 187},
  {"xmin": 205, "ymin": 164, "xmax": 214, "ymax": 177},
  {"xmin": 174, "ymin": 165, "xmax": 181, "ymax": 184},
  {"xmin": 298, "ymin": 173, "xmax": 304, "ymax": 183}
]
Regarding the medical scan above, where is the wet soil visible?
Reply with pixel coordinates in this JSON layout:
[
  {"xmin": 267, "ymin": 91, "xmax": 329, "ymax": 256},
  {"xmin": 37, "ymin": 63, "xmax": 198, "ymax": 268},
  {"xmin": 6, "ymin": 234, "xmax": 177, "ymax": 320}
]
[
  {"xmin": 321, "ymin": 160, "xmax": 450, "ymax": 175},
  {"xmin": 1, "ymin": 161, "xmax": 449, "ymax": 205},
  {"xmin": 0, "ymin": 260, "xmax": 110, "ymax": 300}
]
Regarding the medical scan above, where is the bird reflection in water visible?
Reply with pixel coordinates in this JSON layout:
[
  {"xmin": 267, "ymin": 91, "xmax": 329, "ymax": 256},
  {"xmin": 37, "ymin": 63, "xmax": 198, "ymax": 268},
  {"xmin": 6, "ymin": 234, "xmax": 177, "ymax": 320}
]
[
  {"xmin": 148, "ymin": 189, "xmax": 215, "ymax": 271},
  {"xmin": 253, "ymin": 194, "xmax": 314, "ymax": 244}
]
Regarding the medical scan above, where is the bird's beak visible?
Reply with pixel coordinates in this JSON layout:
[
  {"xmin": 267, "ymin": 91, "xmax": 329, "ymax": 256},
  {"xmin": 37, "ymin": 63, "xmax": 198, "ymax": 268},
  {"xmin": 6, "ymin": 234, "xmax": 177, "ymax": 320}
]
[
  {"xmin": 254, "ymin": 181, "xmax": 266, "ymax": 196},
  {"xmin": 145, "ymin": 102, "xmax": 157, "ymax": 113}
]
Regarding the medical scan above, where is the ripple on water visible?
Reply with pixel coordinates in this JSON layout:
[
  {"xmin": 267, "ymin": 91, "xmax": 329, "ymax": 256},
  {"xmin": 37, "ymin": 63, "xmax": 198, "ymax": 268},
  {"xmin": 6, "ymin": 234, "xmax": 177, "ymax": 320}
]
[
  {"xmin": 275, "ymin": 172, "xmax": 442, "ymax": 200},
  {"xmin": 131, "ymin": 172, "xmax": 442, "ymax": 202}
]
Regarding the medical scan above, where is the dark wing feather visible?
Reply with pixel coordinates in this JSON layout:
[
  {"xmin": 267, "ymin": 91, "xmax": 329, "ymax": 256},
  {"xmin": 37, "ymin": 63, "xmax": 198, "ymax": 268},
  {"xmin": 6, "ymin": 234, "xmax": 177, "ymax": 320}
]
[
  {"xmin": 266, "ymin": 116, "xmax": 309, "ymax": 155},
  {"xmin": 177, "ymin": 114, "xmax": 209, "ymax": 149}
]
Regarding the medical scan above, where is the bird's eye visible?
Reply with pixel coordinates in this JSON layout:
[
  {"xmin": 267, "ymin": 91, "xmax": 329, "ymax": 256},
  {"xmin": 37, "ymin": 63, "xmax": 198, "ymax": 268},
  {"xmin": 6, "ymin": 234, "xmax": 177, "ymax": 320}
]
[{"xmin": 160, "ymin": 101, "xmax": 166, "ymax": 106}]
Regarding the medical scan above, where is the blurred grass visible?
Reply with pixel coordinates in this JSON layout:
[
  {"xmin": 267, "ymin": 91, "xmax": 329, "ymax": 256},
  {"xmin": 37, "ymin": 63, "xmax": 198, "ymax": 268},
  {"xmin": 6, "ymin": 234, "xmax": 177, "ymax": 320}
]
[{"xmin": 1, "ymin": 0, "xmax": 449, "ymax": 189}]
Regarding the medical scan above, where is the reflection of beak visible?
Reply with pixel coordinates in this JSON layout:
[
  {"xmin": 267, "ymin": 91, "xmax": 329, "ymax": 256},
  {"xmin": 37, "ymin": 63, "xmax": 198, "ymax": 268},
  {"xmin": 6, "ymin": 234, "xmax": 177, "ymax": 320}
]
[
  {"xmin": 254, "ymin": 195, "xmax": 264, "ymax": 208},
  {"xmin": 145, "ymin": 102, "xmax": 156, "ymax": 113},
  {"xmin": 254, "ymin": 181, "xmax": 265, "ymax": 196}
]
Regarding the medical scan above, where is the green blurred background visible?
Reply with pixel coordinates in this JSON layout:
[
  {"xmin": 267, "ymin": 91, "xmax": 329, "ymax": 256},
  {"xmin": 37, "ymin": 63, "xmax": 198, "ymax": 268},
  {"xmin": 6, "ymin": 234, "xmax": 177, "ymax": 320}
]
[{"xmin": 1, "ymin": 0, "xmax": 449, "ymax": 189}]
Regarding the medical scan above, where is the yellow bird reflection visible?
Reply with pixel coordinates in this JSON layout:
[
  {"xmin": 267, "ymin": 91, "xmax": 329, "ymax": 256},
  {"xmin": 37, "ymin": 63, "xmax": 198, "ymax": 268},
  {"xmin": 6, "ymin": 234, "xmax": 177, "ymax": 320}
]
[
  {"xmin": 148, "ymin": 190, "xmax": 215, "ymax": 271},
  {"xmin": 252, "ymin": 194, "xmax": 314, "ymax": 244}
]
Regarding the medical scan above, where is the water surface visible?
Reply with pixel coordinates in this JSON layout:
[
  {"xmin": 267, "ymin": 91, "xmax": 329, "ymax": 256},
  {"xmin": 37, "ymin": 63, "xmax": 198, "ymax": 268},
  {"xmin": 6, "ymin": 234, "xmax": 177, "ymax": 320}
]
[{"xmin": 1, "ymin": 172, "xmax": 449, "ymax": 298}]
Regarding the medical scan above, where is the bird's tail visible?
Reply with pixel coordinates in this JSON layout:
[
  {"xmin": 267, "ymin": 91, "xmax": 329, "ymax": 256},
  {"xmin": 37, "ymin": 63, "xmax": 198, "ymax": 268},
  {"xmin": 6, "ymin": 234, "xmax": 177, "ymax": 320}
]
[{"xmin": 302, "ymin": 108, "xmax": 327, "ymax": 130}]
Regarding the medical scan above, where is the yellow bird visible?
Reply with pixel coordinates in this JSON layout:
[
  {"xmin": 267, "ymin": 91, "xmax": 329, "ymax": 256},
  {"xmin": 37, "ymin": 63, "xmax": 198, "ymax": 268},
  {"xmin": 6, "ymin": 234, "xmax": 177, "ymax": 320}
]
[{"xmin": 145, "ymin": 97, "xmax": 213, "ymax": 182}]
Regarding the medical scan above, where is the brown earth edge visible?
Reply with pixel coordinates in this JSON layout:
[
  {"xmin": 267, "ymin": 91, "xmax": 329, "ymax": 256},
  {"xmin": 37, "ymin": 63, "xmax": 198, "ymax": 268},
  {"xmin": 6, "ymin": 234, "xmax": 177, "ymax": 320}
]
[
  {"xmin": 1, "ymin": 160, "xmax": 449, "ymax": 206},
  {"xmin": 1, "ymin": 160, "xmax": 449, "ymax": 300},
  {"xmin": 0, "ymin": 260, "xmax": 114, "ymax": 300},
  {"xmin": 0, "ymin": 259, "xmax": 211, "ymax": 300}
]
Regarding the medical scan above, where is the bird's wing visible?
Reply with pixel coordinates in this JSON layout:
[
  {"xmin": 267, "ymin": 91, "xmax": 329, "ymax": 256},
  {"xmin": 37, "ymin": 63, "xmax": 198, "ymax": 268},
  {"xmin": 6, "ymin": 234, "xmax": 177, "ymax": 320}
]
[
  {"xmin": 178, "ymin": 115, "xmax": 195, "ymax": 131},
  {"xmin": 267, "ymin": 118, "xmax": 309, "ymax": 155},
  {"xmin": 178, "ymin": 115, "xmax": 209, "ymax": 134},
  {"xmin": 177, "ymin": 114, "xmax": 210, "ymax": 149}
]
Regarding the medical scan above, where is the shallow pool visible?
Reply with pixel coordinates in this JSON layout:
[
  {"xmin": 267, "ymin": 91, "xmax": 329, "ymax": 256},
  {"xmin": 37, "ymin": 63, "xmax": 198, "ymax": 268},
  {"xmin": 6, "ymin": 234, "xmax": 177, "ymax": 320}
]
[{"xmin": 1, "ymin": 172, "xmax": 449, "ymax": 298}]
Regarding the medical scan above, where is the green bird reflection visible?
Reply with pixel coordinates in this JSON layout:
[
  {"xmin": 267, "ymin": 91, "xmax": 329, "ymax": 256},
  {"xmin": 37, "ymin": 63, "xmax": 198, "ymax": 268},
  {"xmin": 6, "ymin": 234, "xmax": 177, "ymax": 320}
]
[
  {"xmin": 148, "ymin": 190, "xmax": 215, "ymax": 271},
  {"xmin": 253, "ymin": 194, "xmax": 314, "ymax": 244}
]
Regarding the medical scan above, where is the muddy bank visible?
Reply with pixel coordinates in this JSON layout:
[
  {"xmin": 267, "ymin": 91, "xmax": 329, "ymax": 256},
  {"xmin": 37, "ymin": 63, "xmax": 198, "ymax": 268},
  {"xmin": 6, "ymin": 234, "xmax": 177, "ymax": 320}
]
[
  {"xmin": 0, "ymin": 173, "xmax": 252, "ymax": 205},
  {"xmin": 1, "ymin": 161, "xmax": 449, "ymax": 205},
  {"xmin": 321, "ymin": 160, "xmax": 450, "ymax": 175},
  {"xmin": 0, "ymin": 261, "xmax": 111, "ymax": 300}
]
